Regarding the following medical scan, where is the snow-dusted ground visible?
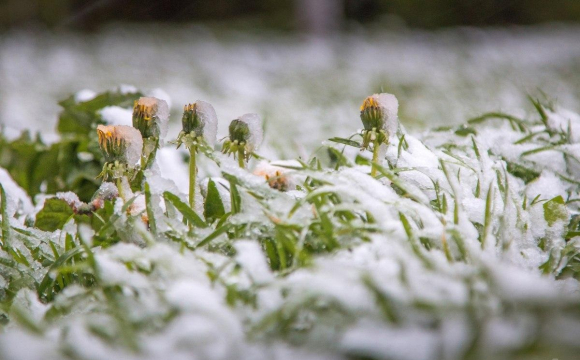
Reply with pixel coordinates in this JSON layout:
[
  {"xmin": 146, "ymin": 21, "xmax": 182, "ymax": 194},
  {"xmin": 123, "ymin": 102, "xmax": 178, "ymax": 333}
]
[{"xmin": 2, "ymin": 25, "xmax": 580, "ymax": 360}]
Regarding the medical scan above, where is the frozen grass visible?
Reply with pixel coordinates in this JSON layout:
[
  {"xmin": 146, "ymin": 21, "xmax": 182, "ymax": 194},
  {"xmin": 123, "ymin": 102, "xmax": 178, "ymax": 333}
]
[{"xmin": 1, "ymin": 87, "xmax": 580, "ymax": 360}]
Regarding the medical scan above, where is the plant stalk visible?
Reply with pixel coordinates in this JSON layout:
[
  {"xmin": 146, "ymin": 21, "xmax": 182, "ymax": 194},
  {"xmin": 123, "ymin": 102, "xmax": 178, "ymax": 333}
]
[
  {"xmin": 116, "ymin": 177, "xmax": 126, "ymax": 201},
  {"xmin": 142, "ymin": 137, "xmax": 159, "ymax": 170},
  {"xmin": 189, "ymin": 145, "xmax": 197, "ymax": 210},
  {"xmin": 371, "ymin": 138, "xmax": 380, "ymax": 177},
  {"xmin": 238, "ymin": 148, "xmax": 245, "ymax": 169}
]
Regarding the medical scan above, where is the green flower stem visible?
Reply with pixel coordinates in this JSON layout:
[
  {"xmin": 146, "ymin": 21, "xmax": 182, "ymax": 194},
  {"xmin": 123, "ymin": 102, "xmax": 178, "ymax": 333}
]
[
  {"xmin": 189, "ymin": 145, "xmax": 197, "ymax": 210},
  {"xmin": 371, "ymin": 138, "xmax": 380, "ymax": 177},
  {"xmin": 238, "ymin": 148, "xmax": 245, "ymax": 169},
  {"xmin": 116, "ymin": 177, "xmax": 126, "ymax": 201},
  {"xmin": 142, "ymin": 137, "xmax": 159, "ymax": 170}
]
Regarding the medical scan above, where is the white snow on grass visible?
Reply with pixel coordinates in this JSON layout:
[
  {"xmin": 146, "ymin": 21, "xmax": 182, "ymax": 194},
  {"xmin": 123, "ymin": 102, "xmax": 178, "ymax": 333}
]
[
  {"xmin": 2, "ymin": 26, "xmax": 580, "ymax": 360},
  {"xmin": 3, "ymin": 97, "xmax": 579, "ymax": 359}
]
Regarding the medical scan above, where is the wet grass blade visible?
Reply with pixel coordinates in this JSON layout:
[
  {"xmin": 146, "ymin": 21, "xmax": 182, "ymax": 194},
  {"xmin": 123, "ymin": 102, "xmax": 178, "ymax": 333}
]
[{"xmin": 163, "ymin": 191, "xmax": 207, "ymax": 228}]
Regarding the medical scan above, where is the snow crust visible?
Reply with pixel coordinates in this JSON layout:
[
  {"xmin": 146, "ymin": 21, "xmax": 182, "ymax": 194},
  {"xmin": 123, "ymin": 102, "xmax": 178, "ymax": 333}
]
[
  {"xmin": 372, "ymin": 92, "xmax": 399, "ymax": 136},
  {"xmin": 237, "ymin": 113, "xmax": 263, "ymax": 152},
  {"xmin": 194, "ymin": 100, "xmax": 219, "ymax": 147},
  {"xmin": 5, "ymin": 100, "xmax": 580, "ymax": 359}
]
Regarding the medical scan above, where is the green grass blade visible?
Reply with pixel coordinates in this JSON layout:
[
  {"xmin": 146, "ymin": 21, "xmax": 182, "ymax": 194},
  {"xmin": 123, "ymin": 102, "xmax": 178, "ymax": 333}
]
[{"xmin": 163, "ymin": 191, "xmax": 207, "ymax": 228}]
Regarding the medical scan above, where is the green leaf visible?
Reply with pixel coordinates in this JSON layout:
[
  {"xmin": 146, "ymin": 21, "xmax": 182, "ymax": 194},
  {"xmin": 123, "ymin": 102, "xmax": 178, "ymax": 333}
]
[
  {"xmin": 37, "ymin": 247, "xmax": 84, "ymax": 301},
  {"xmin": 326, "ymin": 146, "xmax": 351, "ymax": 169},
  {"xmin": 229, "ymin": 179, "xmax": 241, "ymax": 214},
  {"xmin": 0, "ymin": 89, "xmax": 141, "ymax": 202},
  {"xmin": 399, "ymin": 212, "xmax": 432, "ymax": 268},
  {"xmin": 57, "ymin": 91, "xmax": 142, "ymax": 135},
  {"xmin": 196, "ymin": 223, "xmax": 232, "ymax": 248},
  {"xmin": 355, "ymin": 154, "xmax": 371, "ymax": 166},
  {"xmin": 328, "ymin": 137, "xmax": 361, "ymax": 148},
  {"xmin": 468, "ymin": 112, "xmax": 528, "ymax": 132},
  {"xmin": 482, "ymin": 183, "xmax": 494, "ymax": 249},
  {"xmin": 1, "ymin": 184, "xmax": 10, "ymax": 248},
  {"xmin": 204, "ymin": 179, "xmax": 226, "ymax": 223},
  {"xmin": 35, "ymin": 199, "xmax": 74, "ymax": 231},
  {"xmin": 543, "ymin": 196, "xmax": 569, "ymax": 226},
  {"xmin": 505, "ymin": 161, "xmax": 540, "ymax": 184},
  {"xmin": 163, "ymin": 191, "xmax": 207, "ymax": 228},
  {"xmin": 144, "ymin": 182, "xmax": 157, "ymax": 235},
  {"xmin": 455, "ymin": 126, "xmax": 477, "ymax": 136}
]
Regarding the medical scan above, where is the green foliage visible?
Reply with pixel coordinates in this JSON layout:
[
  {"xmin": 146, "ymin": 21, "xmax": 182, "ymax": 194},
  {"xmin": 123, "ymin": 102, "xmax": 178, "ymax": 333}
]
[
  {"xmin": 34, "ymin": 198, "xmax": 74, "ymax": 231},
  {"xmin": 454, "ymin": 125, "xmax": 477, "ymax": 136},
  {"xmin": 505, "ymin": 161, "xmax": 540, "ymax": 183},
  {"xmin": 204, "ymin": 179, "xmax": 226, "ymax": 223},
  {"xmin": 0, "ymin": 184, "xmax": 10, "ymax": 245},
  {"xmin": 163, "ymin": 191, "xmax": 207, "ymax": 228},
  {"xmin": 57, "ymin": 92, "xmax": 140, "ymax": 135},
  {"xmin": 543, "ymin": 196, "xmax": 569, "ymax": 226},
  {"xmin": 328, "ymin": 137, "xmax": 361, "ymax": 148},
  {"xmin": 0, "ymin": 89, "xmax": 141, "ymax": 202},
  {"xmin": 2, "ymin": 90, "xmax": 580, "ymax": 359}
]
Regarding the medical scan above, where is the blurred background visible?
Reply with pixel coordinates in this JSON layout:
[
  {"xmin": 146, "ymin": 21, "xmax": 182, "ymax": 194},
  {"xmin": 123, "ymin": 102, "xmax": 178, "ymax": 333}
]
[
  {"xmin": 4, "ymin": 0, "xmax": 580, "ymax": 31},
  {"xmin": 2, "ymin": 0, "xmax": 580, "ymax": 156}
]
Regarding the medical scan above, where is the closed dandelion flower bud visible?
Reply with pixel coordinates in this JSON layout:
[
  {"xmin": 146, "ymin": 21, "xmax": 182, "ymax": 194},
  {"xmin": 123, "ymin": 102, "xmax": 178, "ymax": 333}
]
[
  {"xmin": 97, "ymin": 125, "xmax": 143, "ymax": 179},
  {"xmin": 359, "ymin": 93, "xmax": 399, "ymax": 149},
  {"xmin": 132, "ymin": 97, "xmax": 169, "ymax": 139},
  {"xmin": 229, "ymin": 119, "xmax": 250, "ymax": 143},
  {"xmin": 229, "ymin": 113, "xmax": 263, "ymax": 151},
  {"xmin": 360, "ymin": 93, "xmax": 398, "ymax": 134},
  {"xmin": 181, "ymin": 101, "xmax": 218, "ymax": 147},
  {"xmin": 178, "ymin": 101, "xmax": 219, "ymax": 213},
  {"xmin": 223, "ymin": 113, "xmax": 263, "ymax": 166}
]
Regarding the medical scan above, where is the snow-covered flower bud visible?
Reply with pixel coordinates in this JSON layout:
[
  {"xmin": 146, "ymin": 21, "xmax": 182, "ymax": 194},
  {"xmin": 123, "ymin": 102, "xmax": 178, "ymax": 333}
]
[
  {"xmin": 178, "ymin": 101, "xmax": 218, "ymax": 148},
  {"xmin": 222, "ymin": 113, "xmax": 263, "ymax": 161},
  {"xmin": 97, "ymin": 125, "xmax": 143, "ymax": 179},
  {"xmin": 359, "ymin": 93, "xmax": 399, "ymax": 149},
  {"xmin": 132, "ymin": 97, "xmax": 169, "ymax": 139}
]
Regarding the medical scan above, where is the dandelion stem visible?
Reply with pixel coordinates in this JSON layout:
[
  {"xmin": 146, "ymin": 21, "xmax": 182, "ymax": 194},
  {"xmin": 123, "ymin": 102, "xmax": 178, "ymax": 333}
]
[
  {"xmin": 116, "ymin": 177, "xmax": 126, "ymax": 201},
  {"xmin": 142, "ymin": 137, "xmax": 159, "ymax": 170},
  {"xmin": 238, "ymin": 148, "xmax": 245, "ymax": 169},
  {"xmin": 371, "ymin": 138, "xmax": 380, "ymax": 177},
  {"xmin": 189, "ymin": 145, "xmax": 197, "ymax": 210}
]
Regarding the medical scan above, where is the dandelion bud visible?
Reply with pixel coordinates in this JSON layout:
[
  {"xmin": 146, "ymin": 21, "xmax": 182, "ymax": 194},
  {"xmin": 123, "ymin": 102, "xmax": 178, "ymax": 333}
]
[
  {"xmin": 360, "ymin": 93, "xmax": 398, "ymax": 133},
  {"xmin": 228, "ymin": 119, "xmax": 251, "ymax": 143},
  {"xmin": 132, "ymin": 97, "xmax": 169, "ymax": 140},
  {"xmin": 180, "ymin": 101, "xmax": 218, "ymax": 147},
  {"xmin": 359, "ymin": 93, "xmax": 399, "ymax": 149},
  {"xmin": 96, "ymin": 125, "xmax": 143, "ymax": 179},
  {"xmin": 223, "ymin": 113, "xmax": 263, "ymax": 160}
]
